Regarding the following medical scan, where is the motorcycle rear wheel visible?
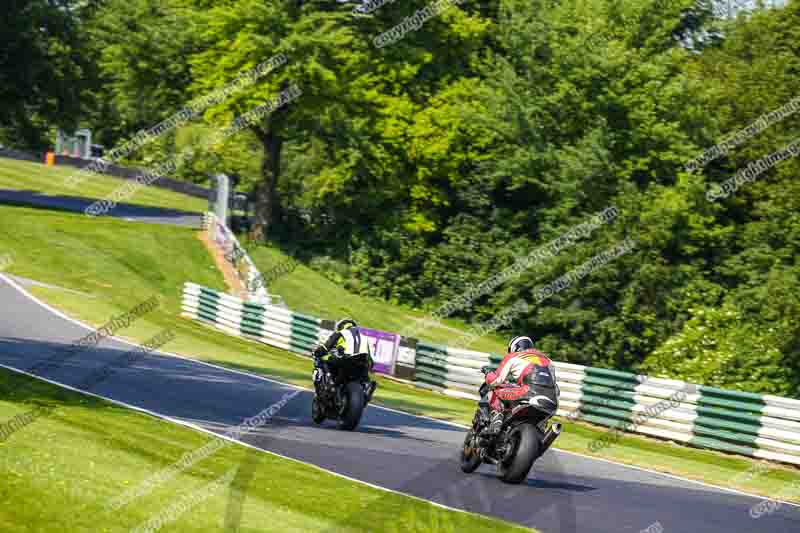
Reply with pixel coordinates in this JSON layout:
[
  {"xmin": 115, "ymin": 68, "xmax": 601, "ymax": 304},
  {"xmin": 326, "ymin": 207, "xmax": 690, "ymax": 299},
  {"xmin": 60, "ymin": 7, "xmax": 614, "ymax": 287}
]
[
  {"xmin": 460, "ymin": 428, "xmax": 482, "ymax": 473},
  {"xmin": 497, "ymin": 424, "xmax": 541, "ymax": 484},
  {"xmin": 338, "ymin": 381, "xmax": 365, "ymax": 431}
]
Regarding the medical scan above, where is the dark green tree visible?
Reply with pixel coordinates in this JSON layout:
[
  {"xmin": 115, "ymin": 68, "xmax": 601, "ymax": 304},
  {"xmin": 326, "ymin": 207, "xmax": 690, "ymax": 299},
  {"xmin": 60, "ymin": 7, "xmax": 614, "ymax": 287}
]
[{"xmin": 0, "ymin": 0, "xmax": 91, "ymax": 150}]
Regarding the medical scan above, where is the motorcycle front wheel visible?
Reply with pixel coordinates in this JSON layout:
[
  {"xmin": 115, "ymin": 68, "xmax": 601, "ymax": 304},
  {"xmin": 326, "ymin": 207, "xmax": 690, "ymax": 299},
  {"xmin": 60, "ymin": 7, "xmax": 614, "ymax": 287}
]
[
  {"xmin": 311, "ymin": 396, "xmax": 326, "ymax": 424},
  {"xmin": 460, "ymin": 428, "xmax": 482, "ymax": 473}
]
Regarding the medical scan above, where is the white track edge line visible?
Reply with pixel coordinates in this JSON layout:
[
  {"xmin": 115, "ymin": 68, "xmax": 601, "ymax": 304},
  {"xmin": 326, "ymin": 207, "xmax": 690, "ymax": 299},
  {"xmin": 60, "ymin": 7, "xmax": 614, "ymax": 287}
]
[
  {"xmin": 0, "ymin": 362, "xmax": 503, "ymax": 524},
  {"xmin": 551, "ymin": 448, "xmax": 800, "ymax": 508},
  {"xmin": 3, "ymin": 272, "xmax": 799, "ymax": 509}
]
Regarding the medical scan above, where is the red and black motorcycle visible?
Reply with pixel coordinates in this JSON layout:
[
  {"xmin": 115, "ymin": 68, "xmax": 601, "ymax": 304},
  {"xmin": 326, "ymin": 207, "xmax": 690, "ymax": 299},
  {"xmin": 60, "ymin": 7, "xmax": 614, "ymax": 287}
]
[{"xmin": 461, "ymin": 362, "xmax": 562, "ymax": 483}]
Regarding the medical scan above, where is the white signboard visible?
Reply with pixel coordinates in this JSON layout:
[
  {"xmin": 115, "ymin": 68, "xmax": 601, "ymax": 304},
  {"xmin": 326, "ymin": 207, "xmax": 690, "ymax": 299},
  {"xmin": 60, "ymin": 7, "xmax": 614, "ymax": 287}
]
[{"xmin": 360, "ymin": 328, "xmax": 400, "ymax": 375}]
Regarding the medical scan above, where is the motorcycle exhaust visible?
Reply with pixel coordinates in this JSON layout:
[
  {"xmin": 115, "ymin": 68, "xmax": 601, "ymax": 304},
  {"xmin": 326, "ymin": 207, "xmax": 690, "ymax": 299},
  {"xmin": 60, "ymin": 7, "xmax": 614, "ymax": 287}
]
[{"xmin": 539, "ymin": 422, "xmax": 562, "ymax": 455}]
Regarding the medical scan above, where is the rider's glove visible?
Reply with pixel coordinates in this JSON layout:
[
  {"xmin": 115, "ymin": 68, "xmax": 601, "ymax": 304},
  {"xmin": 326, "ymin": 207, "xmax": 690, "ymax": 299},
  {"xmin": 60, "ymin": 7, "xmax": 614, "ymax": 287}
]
[
  {"xmin": 479, "ymin": 383, "xmax": 489, "ymax": 398},
  {"xmin": 312, "ymin": 344, "xmax": 326, "ymax": 358}
]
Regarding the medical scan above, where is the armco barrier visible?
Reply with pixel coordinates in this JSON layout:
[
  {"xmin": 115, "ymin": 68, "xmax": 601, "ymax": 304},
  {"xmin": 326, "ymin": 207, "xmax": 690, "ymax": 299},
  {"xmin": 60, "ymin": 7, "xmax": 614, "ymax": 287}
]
[
  {"xmin": 54, "ymin": 154, "xmax": 211, "ymax": 198},
  {"xmin": 415, "ymin": 340, "xmax": 800, "ymax": 466},
  {"xmin": 0, "ymin": 147, "xmax": 41, "ymax": 162},
  {"xmin": 0, "ymin": 147, "xmax": 211, "ymax": 197},
  {"xmin": 181, "ymin": 282, "xmax": 330, "ymax": 355}
]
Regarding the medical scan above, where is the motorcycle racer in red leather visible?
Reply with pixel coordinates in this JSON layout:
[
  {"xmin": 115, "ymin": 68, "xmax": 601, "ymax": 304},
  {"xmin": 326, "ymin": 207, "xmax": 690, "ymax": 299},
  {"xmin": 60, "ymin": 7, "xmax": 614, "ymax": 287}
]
[{"xmin": 482, "ymin": 336, "xmax": 556, "ymax": 435}]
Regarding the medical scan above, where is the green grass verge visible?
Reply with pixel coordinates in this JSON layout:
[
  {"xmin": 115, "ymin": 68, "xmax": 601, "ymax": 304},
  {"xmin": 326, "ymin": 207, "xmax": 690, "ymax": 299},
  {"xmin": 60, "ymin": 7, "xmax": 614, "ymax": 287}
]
[
  {"xmin": 246, "ymin": 244, "xmax": 508, "ymax": 354},
  {"xmin": 0, "ymin": 157, "xmax": 207, "ymax": 213},
  {"xmin": 0, "ymin": 368, "xmax": 531, "ymax": 532},
  {"xmin": 1, "ymin": 204, "xmax": 798, "ymax": 509}
]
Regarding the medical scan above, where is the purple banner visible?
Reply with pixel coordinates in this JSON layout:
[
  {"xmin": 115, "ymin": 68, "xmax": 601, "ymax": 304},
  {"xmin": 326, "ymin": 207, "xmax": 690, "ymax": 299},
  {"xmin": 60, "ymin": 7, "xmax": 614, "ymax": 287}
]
[{"xmin": 360, "ymin": 327, "xmax": 400, "ymax": 375}]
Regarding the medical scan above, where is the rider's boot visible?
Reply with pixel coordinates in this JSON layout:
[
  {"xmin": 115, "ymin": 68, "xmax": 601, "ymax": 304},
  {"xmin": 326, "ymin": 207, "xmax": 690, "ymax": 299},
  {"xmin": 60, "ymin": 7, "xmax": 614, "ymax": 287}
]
[
  {"xmin": 366, "ymin": 380, "xmax": 378, "ymax": 402},
  {"xmin": 478, "ymin": 404, "xmax": 490, "ymax": 425},
  {"xmin": 312, "ymin": 358, "xmax": 325, "ymax": 395}
]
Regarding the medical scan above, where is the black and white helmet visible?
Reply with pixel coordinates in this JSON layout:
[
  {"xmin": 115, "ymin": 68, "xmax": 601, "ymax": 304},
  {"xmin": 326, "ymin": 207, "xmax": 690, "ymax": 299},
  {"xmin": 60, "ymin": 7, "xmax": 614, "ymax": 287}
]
[
  {"xmin": 335, "ymin": 317, "xmax": 357, "ymax": 331},
  {"xmin": 507, "ymin": 336, "xmax": 534, "ymax": 353}
]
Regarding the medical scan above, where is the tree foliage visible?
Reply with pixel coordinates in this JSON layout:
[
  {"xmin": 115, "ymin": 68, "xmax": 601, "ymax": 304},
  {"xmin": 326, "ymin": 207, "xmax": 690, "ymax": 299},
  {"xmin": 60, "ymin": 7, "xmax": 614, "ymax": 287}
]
[
  {"xmin": 14, "ymin": 0, "xmax": 798, "ymax": 395},
  {"xmin": 0, "ymin": 0, "xmax": 93, "ymax": 150}
]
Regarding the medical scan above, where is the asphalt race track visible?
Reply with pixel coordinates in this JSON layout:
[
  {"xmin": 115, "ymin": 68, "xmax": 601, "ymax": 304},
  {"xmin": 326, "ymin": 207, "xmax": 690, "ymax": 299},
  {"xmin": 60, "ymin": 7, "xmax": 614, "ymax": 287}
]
[
  {"xmin": 1, "ymin": 275, "xmax": 798, "ymax": 533},
  {"xmin": 0, "ymin": 189, "xmax": 202, "ymax": 227}
]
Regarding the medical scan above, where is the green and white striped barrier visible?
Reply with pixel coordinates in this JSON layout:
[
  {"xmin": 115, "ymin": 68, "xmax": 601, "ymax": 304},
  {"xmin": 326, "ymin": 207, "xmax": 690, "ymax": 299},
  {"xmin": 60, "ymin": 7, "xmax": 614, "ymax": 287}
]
[
  {"xmin": 414, "ymin": 342, "xmax": 488, "ymax": 399},
  {"xmin": 181, "ymin": 283, "xmax": 422, "ymax": 379},
  {"xmin": 181, "ymin": 283, "xmax": 330, "ymax": 356},
  {"xmin": 414, "ymin": 340, "xmax": 800, "ymax": 465}
]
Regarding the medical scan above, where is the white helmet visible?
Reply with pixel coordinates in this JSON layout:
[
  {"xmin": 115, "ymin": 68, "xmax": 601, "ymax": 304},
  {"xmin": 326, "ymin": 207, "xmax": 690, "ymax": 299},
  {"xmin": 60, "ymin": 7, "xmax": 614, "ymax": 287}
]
[
  {"xmin": 335, "ymin": 317, "xmax": 357, "ymax": 331},
  {"xmin": 507, "ymin": 336, "xmax": 534, "ymax": 353}
]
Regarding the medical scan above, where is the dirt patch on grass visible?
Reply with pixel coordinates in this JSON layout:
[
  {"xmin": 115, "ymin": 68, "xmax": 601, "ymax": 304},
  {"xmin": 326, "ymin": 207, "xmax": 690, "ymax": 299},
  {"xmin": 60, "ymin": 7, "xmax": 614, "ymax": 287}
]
[{"xmin": 197, "ymin": 230, "xmax": 248, "ymax": 299}]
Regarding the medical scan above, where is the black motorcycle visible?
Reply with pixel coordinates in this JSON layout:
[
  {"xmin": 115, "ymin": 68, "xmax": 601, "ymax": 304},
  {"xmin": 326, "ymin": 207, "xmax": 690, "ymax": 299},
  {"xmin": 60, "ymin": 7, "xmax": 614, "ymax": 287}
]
[
  {"xmin": 461, "ymin": 364, "xmax": 562, "ymax": 483},
  {"xmin": 311, "ymin": 348, "xmax": 375, "ymax": 431}
]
